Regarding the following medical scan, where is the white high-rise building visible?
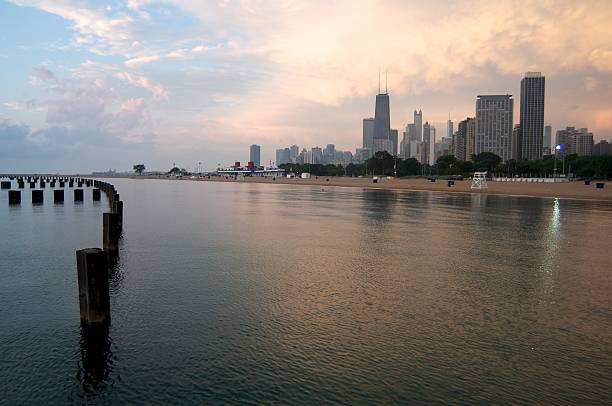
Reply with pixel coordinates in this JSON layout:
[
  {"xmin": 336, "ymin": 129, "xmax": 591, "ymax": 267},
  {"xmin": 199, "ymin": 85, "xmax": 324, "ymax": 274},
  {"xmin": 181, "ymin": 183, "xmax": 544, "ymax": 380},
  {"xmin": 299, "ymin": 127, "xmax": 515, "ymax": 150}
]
[
  {"xmin": 423, "ymin": 122, "xmax": 435, "ymax": 165},
  {"xmin": 475, "ymin": 95, "xmax": 514, "ymax": 162},
  {"xmin": 414, "ymin": 110, "xmax": 423, "ymax": 142}
]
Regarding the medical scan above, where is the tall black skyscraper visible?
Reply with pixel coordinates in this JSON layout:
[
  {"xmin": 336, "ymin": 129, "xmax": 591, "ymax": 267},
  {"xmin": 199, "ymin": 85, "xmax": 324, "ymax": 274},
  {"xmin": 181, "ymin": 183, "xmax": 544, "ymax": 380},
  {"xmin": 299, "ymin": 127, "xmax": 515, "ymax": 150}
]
[
  {"xmin": 372, "ymin": 74, "xmax": 392, "ymax": 154},
  {"xmin": 519, "ymin": 72, "xmax": 545, "ymax": 160}
]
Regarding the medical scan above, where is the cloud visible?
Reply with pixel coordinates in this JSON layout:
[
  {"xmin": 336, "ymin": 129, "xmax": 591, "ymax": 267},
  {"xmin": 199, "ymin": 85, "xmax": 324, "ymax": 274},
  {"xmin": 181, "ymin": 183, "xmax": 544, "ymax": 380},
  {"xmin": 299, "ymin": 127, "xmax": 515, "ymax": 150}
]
[
  {"xmin": 9, "ymin": 0, "xmax": 134, "ymax": 55},
  {"xmin": 125, "ymin": 54, "xmax": 161, "ymax": 66},
  {"xmin": 17, "ymin": 68, "xmax": 154, "ymax": 146},
  {"xmin": 3, "ymin": 100, "xmax": 45, "ymax": 112},
  {"xmin": 126, "ymin": 45, "xmax": 210, "ymax": 66},
  {"xmin": 29, "ymin": 67, "xmax": 55, "ymax": 85},
  {"xmin": 589, "ymin": 48, "xmax": 612, "ymax": 71},
  {"xmin": 115, "ymin": 71, "xmax": 168, "ymax": 99}
]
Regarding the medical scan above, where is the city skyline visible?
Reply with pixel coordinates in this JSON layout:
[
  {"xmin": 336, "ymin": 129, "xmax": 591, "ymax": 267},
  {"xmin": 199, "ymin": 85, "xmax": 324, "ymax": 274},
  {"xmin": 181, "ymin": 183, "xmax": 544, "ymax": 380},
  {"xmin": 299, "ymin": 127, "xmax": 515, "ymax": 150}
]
[{"xmin": 1, "ymin": 1, "xmax": 612, "ymax": 172}]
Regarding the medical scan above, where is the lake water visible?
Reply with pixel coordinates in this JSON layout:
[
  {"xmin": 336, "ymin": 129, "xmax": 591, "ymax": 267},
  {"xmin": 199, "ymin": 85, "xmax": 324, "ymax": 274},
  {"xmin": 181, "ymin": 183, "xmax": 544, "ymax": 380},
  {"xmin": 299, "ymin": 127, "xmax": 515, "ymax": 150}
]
[{"xmin": 1, "ymin": 179, "xmax": 612, "ymax": 404}]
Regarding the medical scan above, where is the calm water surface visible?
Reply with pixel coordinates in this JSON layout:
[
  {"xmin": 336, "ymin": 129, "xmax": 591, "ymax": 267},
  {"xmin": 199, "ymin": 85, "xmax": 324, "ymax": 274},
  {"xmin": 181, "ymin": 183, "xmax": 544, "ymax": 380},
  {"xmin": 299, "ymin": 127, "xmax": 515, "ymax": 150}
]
[{"xmin": 1, "ymin": 179, "xmax": 612, "ymax": 404}]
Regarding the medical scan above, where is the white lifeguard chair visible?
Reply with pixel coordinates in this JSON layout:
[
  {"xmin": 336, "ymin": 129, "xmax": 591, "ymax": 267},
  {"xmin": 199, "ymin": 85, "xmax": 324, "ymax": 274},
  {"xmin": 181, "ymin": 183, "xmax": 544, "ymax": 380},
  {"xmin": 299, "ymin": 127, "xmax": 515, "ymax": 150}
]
[{"xmin": 471, "ymin": 172, "xmax": 488, "ymax": 189}]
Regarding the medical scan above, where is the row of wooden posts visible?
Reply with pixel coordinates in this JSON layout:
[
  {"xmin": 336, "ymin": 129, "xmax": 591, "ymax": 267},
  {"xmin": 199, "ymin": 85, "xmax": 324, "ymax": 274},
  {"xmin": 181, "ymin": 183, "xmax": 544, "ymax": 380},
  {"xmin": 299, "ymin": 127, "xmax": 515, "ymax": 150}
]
[
  {"xmin": 80, "ymin": 179, "xmax": 121, "ymax": 325},
  {"xmin": 1, "ymin": 175, "xmax": 121, "ymax": 326}
]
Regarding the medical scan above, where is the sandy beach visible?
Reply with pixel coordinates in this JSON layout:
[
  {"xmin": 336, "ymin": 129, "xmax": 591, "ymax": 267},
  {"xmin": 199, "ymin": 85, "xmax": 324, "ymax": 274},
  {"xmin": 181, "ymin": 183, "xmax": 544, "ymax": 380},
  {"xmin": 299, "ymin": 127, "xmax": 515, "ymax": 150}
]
[{"xmin": 101, "ymin": 175, "xmax": 612, "ymax": 202}]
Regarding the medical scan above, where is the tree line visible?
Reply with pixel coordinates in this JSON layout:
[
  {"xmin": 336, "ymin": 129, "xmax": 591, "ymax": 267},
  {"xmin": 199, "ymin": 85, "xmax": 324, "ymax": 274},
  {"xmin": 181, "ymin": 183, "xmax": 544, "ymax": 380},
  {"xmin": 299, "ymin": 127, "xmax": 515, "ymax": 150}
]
[{"xmin": 279, "ymin": 151, "xmax": 612, "ymax": 179}]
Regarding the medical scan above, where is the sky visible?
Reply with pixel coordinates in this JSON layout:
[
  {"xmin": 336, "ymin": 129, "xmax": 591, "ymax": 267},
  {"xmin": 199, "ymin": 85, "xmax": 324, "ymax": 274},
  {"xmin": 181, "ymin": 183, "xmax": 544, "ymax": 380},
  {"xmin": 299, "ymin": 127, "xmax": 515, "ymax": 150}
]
[{"xmin": 1, "ymin": 0, "xmax": 612, "ymax": 173}]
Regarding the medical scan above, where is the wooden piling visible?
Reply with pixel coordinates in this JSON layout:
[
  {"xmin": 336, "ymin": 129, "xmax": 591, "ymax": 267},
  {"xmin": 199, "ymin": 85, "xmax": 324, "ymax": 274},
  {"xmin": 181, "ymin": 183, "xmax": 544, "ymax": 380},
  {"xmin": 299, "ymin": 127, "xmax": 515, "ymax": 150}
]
[
  {"xmin": 32, "ymin": 190, "xmax": 44, "ymax": 204},
  {"xmin": 103, "ymin": 212, "xmax": 119, "ymax": 252},
  {"xmin": 76, "ymin": 248, "xmax": 111, "ymax": 325},
  {"xmin": 54, "ymin": 189, "xmax": 64, "ymax": 203},
  {"xmin": 1, "ymin": 181, "xmax": 10, "ymax": 189},
  {"xmin": 74, "ymin": 189, "xmax": 84, "ymax": 202},
  {"xmin": 112, "ymin": 200, "xmax": 123, "ymax": 230},
  {"xmin": 93, "ymin": 188, "xmax": 101, "ymax": 201},
  {"xmin": 8, "ymin": 190, "xmax": 21, "ymax": 205}
]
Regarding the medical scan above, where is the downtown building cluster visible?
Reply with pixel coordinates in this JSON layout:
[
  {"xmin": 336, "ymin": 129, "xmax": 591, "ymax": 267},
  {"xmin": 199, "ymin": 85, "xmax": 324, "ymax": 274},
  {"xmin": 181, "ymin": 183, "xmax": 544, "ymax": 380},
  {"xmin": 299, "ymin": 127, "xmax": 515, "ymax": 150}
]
[
  {"xmin": 269, "ymin": 71, "xmax": 601, "ymax": 168},
  {"xmin": 275, "ymin": 144, "xmax": 354, "ymax": 166},
  {"xmin": 362, "ymin": 72, "xmax": 598, "ymax": 164}
]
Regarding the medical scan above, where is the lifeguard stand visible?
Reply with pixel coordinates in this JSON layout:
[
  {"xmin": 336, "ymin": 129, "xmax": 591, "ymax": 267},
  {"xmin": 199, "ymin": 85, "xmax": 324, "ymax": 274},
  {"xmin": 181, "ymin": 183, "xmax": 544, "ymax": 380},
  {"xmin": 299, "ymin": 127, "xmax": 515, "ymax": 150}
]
[{"xmin": 471, "ymin": 172, "xmax": 488, "ymax": 189}]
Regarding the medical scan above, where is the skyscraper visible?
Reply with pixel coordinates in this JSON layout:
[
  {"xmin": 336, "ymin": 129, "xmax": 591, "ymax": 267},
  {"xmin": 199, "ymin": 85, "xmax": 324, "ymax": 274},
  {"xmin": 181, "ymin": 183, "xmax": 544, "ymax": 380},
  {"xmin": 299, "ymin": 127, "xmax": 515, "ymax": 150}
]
[
  {"xmin": 430, "ymin": 126, "xmax": 436, "ymax": 165},
  {"xmin": 362, "ymin": 118, "xmax": 375, "ymax": 152},
  {"xmin": 400, "ymin": 129, "xmax": 409, "ymax": 159},
  {"xmin": 519, "ymin": 72, "xmax": 545, "ymax": 160},
  {"xmin": 311, "ymin": 147, "xmax": 323, "ymax": 164},
  {"xmin": 249, "ymin": 144, "xmax": 261, "ymax": 166},
  {"xmin": 475, "ymin": 95, "xmax": 514, "ymax": 162},
  {"xmin": 421, "ymin": 124, "xmax": 437, "ymax": 164},
  {"xmin": 414, "ymin": 110, "xmax": 423, "ymax": 142},
  {"xmin": 323, "ymin": 144, "xmax": 336, "ymax": 164},
  {"xmin": 555, "ymin": 127, "xmax": 594, "ymax": 156},
  {"xmin": 290, "ymin": 145, "xmax": 300, "ymax": 162},
  {"xmin": 373, "ymin": 89, "xmax": 391, "ymax": 154},
  {"xmin": 511, "ymin": 124, "xmax": 521, "ymax": 160},
  {"xmin": 401, "ymin": 123, "xmax": 417, "ymax": 159},
  {"xmin": 465, "ymin": 117, "xmax": 476, "ymax": 161},
  {"xmin": 275, "ymin": 148, "xmax": 290, "ymax": 165},
  {"xmin": 543, "ymin": 125, "xmax": 552, "ymax": 155},
  {"xmin": 390, "ymin": 129, "xmax": 398, "ymax": 156},
  {"xmin": 454, "ymin": 119, "xmax": 467, "ymax": 161},
  {"xmin": 447, "ymin": 118, "xmax": 453, "ymax": 142}
]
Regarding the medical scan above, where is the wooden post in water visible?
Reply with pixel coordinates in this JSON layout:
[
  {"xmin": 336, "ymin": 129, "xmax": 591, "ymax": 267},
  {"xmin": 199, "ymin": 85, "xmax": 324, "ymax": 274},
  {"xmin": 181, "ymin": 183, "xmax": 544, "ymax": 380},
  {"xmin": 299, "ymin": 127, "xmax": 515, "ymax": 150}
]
[
  {"xmin": 103, "ymin": 212, "xmax": 119, "ymax": 252},
  {"xmin": 18, "ymin": 181, "xmax": 24, "ymax": 189},
  {"xmin": 32, "ymin": 190, "xmax": 44, "ymax": 204},
  {"xmin": 8, "ymin": 190, "xmax": 21, "ymax": 205},
  {"xmin": 54, "ymin": 189, "xmax": 64, "ymax": 203},
  {"xmin": 112, "ymin": 200, "xmax": 123, "ymax": 230},
  {"xmin": 74, "ymin": 189, "xmax": 84, "ymax": 202},
  {"xmin": 1, "ymin": 181, "xmax": 10, "ymax": 189},
  {"xmin": 76, "ymin": 248, "xmax": 111, "ymax": 325}
]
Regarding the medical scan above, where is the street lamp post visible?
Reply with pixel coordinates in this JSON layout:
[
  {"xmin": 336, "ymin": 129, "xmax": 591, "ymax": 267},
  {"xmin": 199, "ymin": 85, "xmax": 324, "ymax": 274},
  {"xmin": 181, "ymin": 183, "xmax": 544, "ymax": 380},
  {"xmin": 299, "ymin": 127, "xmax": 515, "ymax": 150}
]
[
  {"xmin": 554, "ymin": 144, "xmax": 562, "ymax": 180},
  {"xmin": 394, "ymin": 154, "xmax": 397, "ymax": 178}
]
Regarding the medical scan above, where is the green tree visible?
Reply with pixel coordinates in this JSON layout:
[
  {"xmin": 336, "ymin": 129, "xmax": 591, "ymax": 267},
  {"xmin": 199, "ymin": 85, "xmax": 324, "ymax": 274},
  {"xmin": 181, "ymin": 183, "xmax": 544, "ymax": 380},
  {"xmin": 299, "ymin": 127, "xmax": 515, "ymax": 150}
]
[
  {"xmin": 472, "ymin": 152, "xmax": 502, "ymax": 172},
  {"xmin": 366, "ymin": 151, "xmax": 395, "ymax": 176},
  {"xmin": 436, "ymin": 155, "xmax": 457, "ymax": 175},
  {"xmin": 398, "ymin": 158, "xmax": 421, "ymax": 177},
  {"xmin": 133, "ymin": 164, "xmax": 146, "ymax": 175}
]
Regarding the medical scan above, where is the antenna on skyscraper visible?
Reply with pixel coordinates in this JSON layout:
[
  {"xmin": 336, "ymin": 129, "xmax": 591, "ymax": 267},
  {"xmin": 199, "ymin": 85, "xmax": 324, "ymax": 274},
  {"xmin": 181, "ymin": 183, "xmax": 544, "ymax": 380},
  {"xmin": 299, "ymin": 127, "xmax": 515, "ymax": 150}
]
[
  {"xmin": 378, "ymin": 69, "xmax": 381, "ymax": 94},
  {"xmin": 385, "ymin": 71, "xmax": 388, "ymax": 94}
]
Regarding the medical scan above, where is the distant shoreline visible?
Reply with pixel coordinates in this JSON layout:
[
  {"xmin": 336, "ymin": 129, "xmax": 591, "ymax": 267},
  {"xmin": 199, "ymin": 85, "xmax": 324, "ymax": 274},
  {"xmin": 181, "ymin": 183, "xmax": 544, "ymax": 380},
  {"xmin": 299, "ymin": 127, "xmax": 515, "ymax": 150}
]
[{"xmin": 89, "ymin": 174, "xmax": 612, "ymax": 202}]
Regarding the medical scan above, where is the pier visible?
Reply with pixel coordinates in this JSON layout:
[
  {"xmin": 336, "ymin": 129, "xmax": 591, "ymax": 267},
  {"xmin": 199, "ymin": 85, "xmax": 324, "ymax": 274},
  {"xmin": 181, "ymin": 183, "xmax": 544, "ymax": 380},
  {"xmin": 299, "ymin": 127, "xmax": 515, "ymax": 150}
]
[{"xmin": 0, "ymin": 174, "xmax": 124, "ymax": 325}]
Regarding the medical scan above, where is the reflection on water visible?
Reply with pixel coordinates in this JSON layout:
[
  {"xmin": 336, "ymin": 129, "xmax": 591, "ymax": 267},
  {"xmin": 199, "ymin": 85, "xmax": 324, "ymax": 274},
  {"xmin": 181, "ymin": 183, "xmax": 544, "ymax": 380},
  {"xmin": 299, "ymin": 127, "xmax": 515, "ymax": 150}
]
[
  {"xmin": 107, "ymin": 252, "xmax": 126, "ymax": 294},
  {"xmin": 1, "ymin": 180, "xmax": 612, "ymax": 404},
  {"xmin": 78, "ymin": 323, "xmax": 114, "ymax": 395}
]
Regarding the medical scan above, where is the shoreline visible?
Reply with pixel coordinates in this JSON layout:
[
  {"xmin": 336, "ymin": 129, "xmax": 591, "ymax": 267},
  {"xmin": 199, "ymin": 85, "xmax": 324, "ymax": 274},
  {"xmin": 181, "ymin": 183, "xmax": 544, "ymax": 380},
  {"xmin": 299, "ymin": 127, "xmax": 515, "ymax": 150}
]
[{"xmin": 92, "ymin": 175, "xmax": 612, "ymax": 202}]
